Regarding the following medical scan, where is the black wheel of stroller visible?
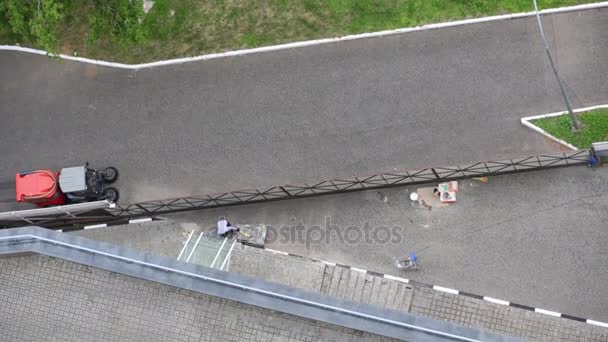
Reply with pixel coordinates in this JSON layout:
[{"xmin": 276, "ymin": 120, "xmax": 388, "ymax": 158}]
[
  {"xmin": 103, "ymin": 187, "xmax": 119, "ymax": 203},
  {"xmin": 102, "ymin": 167, "xmax": 118, "ymax": 183}
]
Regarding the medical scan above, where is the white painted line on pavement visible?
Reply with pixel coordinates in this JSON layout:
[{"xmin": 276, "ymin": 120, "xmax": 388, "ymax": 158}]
[
  {"xmin": 587, "ymin": 319, "xmax": 608, "ymax": 328},
  {"xmin": 185, "ymin": 232, "xmax": 204, "ymax": 262},
  {"xmin": 176, "ymin": 230, "xmax": 195, "ymax": 261},
  {"xmin": 264, "ymin": 248, "xmax": 289, "ymax": 255},
  {"xmin": 483, "ymin": 297, "xmax": 510, "ymax": 306},
  {"xmin": 2, "ymin": 2, "xmax": 607, "ymax": 69},
  {"xmin": 350, "ymin": 267, "xmax": 367, "ymax": 273},
  {"xmin": 129, "ymin": 217, "xmax": 153, "ymax": 224},
  {"xmin": 383, "ymin": 274, "xmax": 409, "ymax": 283},
  {"xmin": 535, "ymin": 308, "xmax": 561, "ymax": 317},
  {"xmin": 84, "ymin": 223, "xmax": 107, "ymax": 230},
  {"xmin": 520, "ymin": 103, "xmax": 608, "ymax": 151},
  {"xmin": 433, "ymin": 286, "xmax": 459, "ymax": 295}
]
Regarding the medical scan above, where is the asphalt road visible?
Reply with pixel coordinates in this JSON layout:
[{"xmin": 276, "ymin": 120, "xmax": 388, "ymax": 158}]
[
  {"xmin": 1, "ymin": 9, "xmax": 607, "ymax": 209},
  {"xmin": 167, "ymin": 166, "xmax": 608, "ymax": 323}
]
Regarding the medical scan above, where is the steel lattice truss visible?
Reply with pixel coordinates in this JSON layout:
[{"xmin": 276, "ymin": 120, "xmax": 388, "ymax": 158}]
[
  {"xmin": 107, "ymin": 149, "xmax": 590, "ymax": 217},
  {"xmin": 0, "ymin": 150, "xmax": 590, "ymax": 229}
]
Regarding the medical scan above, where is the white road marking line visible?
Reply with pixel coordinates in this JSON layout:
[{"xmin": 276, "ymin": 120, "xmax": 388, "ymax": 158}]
[
  {"xmin": 176, "ymin": 230, "xmax": 195, "ymax": 261},
  {"xmin": 350, "ymin": 267, "xmax": 367, "ymax": 273}
]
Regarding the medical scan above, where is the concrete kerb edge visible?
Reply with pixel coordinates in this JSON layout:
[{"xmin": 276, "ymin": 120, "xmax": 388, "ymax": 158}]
[
  {"xmin": 81, "ymin": 217, "xmax": 153, "ymax": 230},
  {"xmin": 1, "ymin": 2, "xmax": 608, "ymax": 69},
  {"xmin": 520, "ymin": 104, "xmax": 608, "ymax": 151},
  {"xmin": 0, "ymin": 227, "xmax": 518, "ymax": 342},
  {"xmin": 256, "ymin": 245, "xmax": 608, "ymax": 329}
]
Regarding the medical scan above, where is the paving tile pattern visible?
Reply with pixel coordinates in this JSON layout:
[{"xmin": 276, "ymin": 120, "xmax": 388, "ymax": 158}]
[
  {"xmin": 410, "ymin": 287, "xmax": 608, "ymax": 342},
  {"xmin": 319, "ymin": 265, "xmax": 413, "ymax": 312},
  {"xmin": 0, "ymin": 255, "xmax": 399, "ymax": 342}
]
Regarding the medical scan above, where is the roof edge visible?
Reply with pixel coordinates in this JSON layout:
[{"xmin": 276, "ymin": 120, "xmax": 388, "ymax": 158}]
[{"xmin": 0, "ymin": 227, "xmax": 520, "ymax": 342}]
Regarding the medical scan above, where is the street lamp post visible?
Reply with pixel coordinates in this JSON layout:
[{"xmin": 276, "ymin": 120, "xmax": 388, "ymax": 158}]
[{"xmin": 532, "ymin": 0, "xmax": 579, "ymax": 130}]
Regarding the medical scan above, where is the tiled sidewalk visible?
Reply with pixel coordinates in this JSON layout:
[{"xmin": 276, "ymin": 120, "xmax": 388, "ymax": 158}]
[
  {"xmin": 0, "ymin": 255, "xmax": 396, "ymax": 342},
  {"xmin": 71, "ymin": 221, "xmax": 608, "ymax": 341}
]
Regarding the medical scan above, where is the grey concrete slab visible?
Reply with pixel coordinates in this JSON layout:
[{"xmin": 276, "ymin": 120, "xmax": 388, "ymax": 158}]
[
  {"xmin": 163, "ymin": 166, "xmax": 608, "ymax": 322},
  {"xmin": 60, "ymin": 216, "xmax": 608, "ymax": 341},
  {"xmin": 0, "ymin": 227, "xmax": 512, "ymax": 342},
  {"xmin": 409, "ymin": 287, "xmax": 608, "ymax": 342},
  {"xmin": 73, "ymin": 220, "xmax": 193, "ymax": 257},
  {"xmin": 1, "ymin": 9, "xmax": 607, "ymax": 210},
  {"xmin": 0, "ymin": 255, "xmax": 398, "ymax": 342}
]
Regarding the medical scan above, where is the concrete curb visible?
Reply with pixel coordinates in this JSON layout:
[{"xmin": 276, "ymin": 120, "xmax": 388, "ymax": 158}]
[
  {"xmin": 80, "ymin": 217, "xmax": 154, "ymax": 230},
  {"xmin": 4, "ymin": 227, "xmax": 511, "ymax": 342},
  {"xmin": 520, "ymin": 104, "xmax": 608, "ymax": 151},
  {"xmin": 251, "ymin": 244, "xmax": 608, "ymax": 329},
  {"xmin": 1, "ymin": 2, "xmax": 607, "ymax": 69}
]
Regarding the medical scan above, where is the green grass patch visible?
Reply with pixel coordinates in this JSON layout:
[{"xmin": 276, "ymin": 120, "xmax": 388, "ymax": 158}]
[
  {"xmin": 0, "ymin": 0, "xmax": 603, "ymax": 63},
  {"xmin": 532, "ymin": 109, "xmax": 608, "ymax": 148}
]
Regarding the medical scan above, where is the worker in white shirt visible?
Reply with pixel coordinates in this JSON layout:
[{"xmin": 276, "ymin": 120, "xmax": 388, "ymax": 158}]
[{"xmin": 217, "ymin": 219, "xmax": 240, "ymax": 237}]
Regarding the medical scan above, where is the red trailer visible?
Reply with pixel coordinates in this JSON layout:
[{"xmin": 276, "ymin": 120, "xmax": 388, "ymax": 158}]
[{"xmin": 15, "ymin": 164, "xmax": 119, "ymax": 207}]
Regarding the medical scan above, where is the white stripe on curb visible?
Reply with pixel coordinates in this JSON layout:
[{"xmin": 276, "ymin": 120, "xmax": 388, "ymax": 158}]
[
  {"xmin": 520, "ymin": 104, "xmax": 608, "ymax": 151},
  {"xmin": 483, "ymin": 296, "xmax": 510, "ymax": 306},
  {"xmin": 587, "ymin": 319, "xmax": 608, "ymax": 328},
  {"xmin": 264, "ymin": 248, "xmax": 289, "ymax": 255},
  {"xmin": 1, "ymin": 2, "xmax": 606, "ymax": 69},
  {"xmin": 128, "ymin": 218, "xmax": 152, "ymax": 224},
  {"xmin": 84, "ymin": 223, "xmax": 108, "ymax": 230},
  {"xmin": 383, "ymin": 274, "xmax": 410, "ymax": 283},
  {"xmin": 256, "ymin": 246, "xmax": 608, "ymax": 327},
  {"xmin": 321, "ymin": 260, "xmax": 336, "ymax": 266},
  {"xmin": 350, "ymin": 267, "xmax": 367, "ymax": 273},
  {"xmin": 535, "ymin": 308, "xmax": 561, "ymax": 317},
  {"xmin": 433, "ymin": 286, "xmax": 459, "ymax": 295},
  {"xmin": 521, "ymin": 104, "xmax": 608, "ymax": 121}
]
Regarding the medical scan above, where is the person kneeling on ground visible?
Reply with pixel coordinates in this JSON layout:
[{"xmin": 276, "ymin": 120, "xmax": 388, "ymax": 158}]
[{"xmin": 217, "ymin": 219, "xmax": 240, "ymax": 237}]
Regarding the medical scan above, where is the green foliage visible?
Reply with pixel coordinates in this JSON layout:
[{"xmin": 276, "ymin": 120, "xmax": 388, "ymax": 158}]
[
  {"xmin": 142, "ymin": 0, "xmax": 190, "ymax": 41},
  {"xmin": 532, "ymin": 109, "xmax": 608, "ymax": 148},
  {"xmin": 1, "ymin": 0, "xmax": 65, "ymax": 53},
  {"xmin": 0, "ymin": 0, "xmax": 602, "ymax": 63},
  {"xmin": 30, "ymin": 0, "xmax": 64, "ymax": 52},
  {"xmin": 88, "ymin": 0, "xmax": 144, "ymax": 46}
]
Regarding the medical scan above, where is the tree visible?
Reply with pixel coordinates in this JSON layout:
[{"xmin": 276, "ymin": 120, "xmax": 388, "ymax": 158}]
[{"xmin": 1, "ymin": 0, "xmax": 65, "ymax": 54}]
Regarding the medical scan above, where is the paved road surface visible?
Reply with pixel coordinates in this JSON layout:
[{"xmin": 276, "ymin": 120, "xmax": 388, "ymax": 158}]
[
  {"xmin": 72, "ymin": 224, "xmax": 608, "ymax": 342},
  {"xmin": 0, "ymin": 9, "xmax": 607, "ymax": 209},
  {"xmin": 167, "ymin": 166, "xmax": 608, "ymax": 322}
]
